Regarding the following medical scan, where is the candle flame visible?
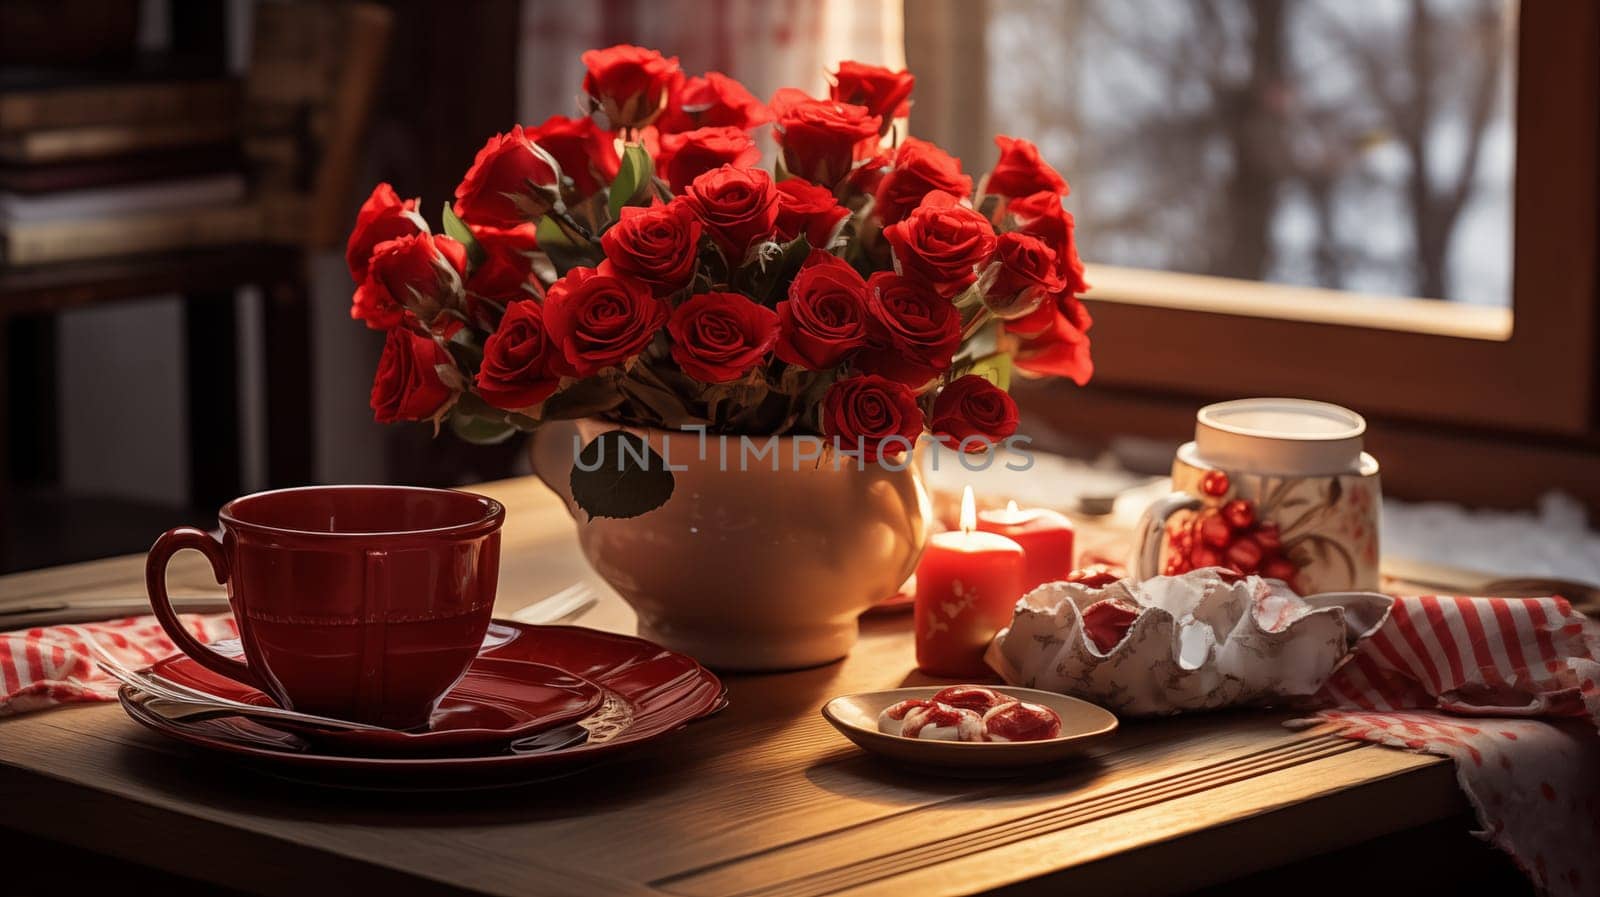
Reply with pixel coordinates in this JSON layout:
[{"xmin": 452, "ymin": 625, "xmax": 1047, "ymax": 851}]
[
  {"xmin": 1006, "ymin": 499, "xmax": 1020, "ymax": 513},
  {"xmin": 960, "ymin": 485, "xmax": 977, "ymax": 534}
]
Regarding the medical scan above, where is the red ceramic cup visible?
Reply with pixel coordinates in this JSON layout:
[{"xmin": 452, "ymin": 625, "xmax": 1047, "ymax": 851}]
[{"xmin": 145, "ymin": 485, "xmax": 505, "ymax": 729}]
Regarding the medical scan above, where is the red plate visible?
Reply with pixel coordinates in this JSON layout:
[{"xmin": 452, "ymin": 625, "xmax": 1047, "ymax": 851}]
[
  {"xmin": 118, "ymin": 622, "xmax": 726, "ymax": 789},
  {"xmin": 146, "ymin": 654, "xmax": 604, "ymax": 757}
]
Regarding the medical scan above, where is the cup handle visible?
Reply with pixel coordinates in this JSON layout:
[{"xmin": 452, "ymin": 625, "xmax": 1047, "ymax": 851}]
[
  {"xmin": 146, "ymin": 526, "xmax": 269, "ymax": 693},
  {"xmin": 1134, "ymin": 493, "xmax": 1203, "ymax": 580}
]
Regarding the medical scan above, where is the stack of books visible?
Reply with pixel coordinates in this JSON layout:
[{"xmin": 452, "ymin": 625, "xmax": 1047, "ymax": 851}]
[{"xmin": 0, "ymin": 60, "xmax": 262, "ymax": 266}]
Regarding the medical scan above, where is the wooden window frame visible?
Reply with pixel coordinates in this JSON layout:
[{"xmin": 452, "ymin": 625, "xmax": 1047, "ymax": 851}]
[{"xmin": 914, "ymin": 1, "xmax": 1598, "ymax": 437}]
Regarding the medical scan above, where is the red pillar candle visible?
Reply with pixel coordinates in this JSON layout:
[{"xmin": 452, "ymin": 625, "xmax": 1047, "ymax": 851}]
[
  {"xmin": 915, "ymin": 487, "xmax": 1026, "ymax": 678},
  {"xmin": 976, "ymin": 500, "xmax": 1076, "ymax": 591}
]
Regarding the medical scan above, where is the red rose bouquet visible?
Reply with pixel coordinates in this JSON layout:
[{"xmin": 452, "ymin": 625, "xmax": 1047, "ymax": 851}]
[{"xmin": 346, "ymin": 45, "xmax": 1092, "ymax": 515}]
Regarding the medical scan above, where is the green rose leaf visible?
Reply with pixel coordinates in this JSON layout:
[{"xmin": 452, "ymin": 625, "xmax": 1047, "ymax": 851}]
[
  {"xmin": 540, "ymin": 375, "xmax": 627, "ymax": 421},
  {"xmin": 535, "ymin": 215, "xmax": 600, "ymax": 277},
  {"xmin": 441, "ymin": 203, "xmax": 487, "ymax": 269},
  {"xmin": 448, "ymin": 409, "xmax": 519, "ymax": 445},
  {"xmin": 966, "ymin": 351, "xmax": 1013, "ymax": 391},
  {"xmin": 569, "ymin": 429, "xmax": 675, "ymax": 520},
  {"xmin": 608, "ymin": 142, "xmax": 655, "ymax": 219}
]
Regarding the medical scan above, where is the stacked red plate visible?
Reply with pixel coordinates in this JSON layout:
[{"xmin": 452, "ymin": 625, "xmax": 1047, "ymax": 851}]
[{"xmin": 118, "ymin": 621, "xmax": 726, "ymax": 790}]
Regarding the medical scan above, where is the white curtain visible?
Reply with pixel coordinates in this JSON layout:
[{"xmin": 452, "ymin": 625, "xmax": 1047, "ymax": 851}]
[{"xmin": 517, "ymin": 0, "xmax": 905, "ymax": 124}]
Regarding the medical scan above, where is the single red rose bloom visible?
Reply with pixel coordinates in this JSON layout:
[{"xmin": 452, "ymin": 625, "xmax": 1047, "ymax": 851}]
[
  {"xmin": 1005, "ymin": 292, "xmax": 1094, "ymax": 385},
  {"xmin": 1009, "ymin": 190, "xmax": 1088, "ymax": 295},
  {"xmin": 657, "ymin": 71, "xmax": 771, "ymax": 133},
  {"xmin": 771, "ymin": 89, "xmax": 881, "ymax": 187},
  {"xmin": 452, "ymin": 129, "xmax": 558, "ymax": 228},
  {"xmin": 929, "ymin": 374, "xmax": 1019, "ymax": 449},
  {"xmin": 774, "ymin": 251, "xmax": 871, "ymax": 370},
  {"xmin": 543, "ymin": 267, "xmax": 669, "ymax": 376},
  {"xmin": 657, "ymin": 125, "xmax": 760, "ymax": 194},
  {"xmin": 476, "ymin": 299, "xmax": 561, "ymax": 411},
  {"xmin": 352, "ymin": 233, "xmax": 467, "ymax": 330},
  {"xmin": 581, "ymin": 44, "xmax": 680, "ymax": 130},
  {"xmin": 683, "ymin": 164, "xmax": 782, "ymax": 263},
  {"xmin": 465, "ymin": 223, "xmax": 540, "ymax": 300},
  {"xmin": 667, "ymin": 291, "xmax": 780, "ymax": 383},
  {"xmin": 346, "ymin": 182, "xmax": 426, "ymax": 283},
  {"xmin": 598, "ymin": 200, "xmax": 703, "ymax": 295},
  {"xmin": 882, "ymin": 192, "xmax": 997, "ymax": 298},
  {"xmin": 873, "ymin": 137, "xmax": 972, "ymax": 226},
  {"xmin": 854, "ymin": 270, "xmax": 962, "ymax": 386},
  {"xmin": 988, "ymin": 135, "xmax": 1068, "ymax": 199},
  {"xmin": 983, "ymin": 230, "xmax": 1065, "ymax": 319},
  {"xmin": 830, "ymin": 61, "xmax": 915, "ymax": 123},
  {"xmin": 774, "ymin": 178, "xmax": 851, "ymax": 247},
  {"xmin": 370, "ymin": 327, "xmax": 455, "ymax": 423},
  {"xmin": 822, "ymin": 374, "xmax": 924, "ymax": 462},
  {"xmin": 522, "ymin": 115, "xmax": 617, "ymax": 198}
]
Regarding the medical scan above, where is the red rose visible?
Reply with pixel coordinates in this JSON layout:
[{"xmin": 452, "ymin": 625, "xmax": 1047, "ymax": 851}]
[
  {"xmin": 771, "ymin": 89, "xmax": 881, "ymax": 186},
  {"xmin": 581, "ymin": 44, "xmax": 680, "ymax": 130},
  {"xmin": 855, "ymin": 271, "xmax": 962, "ymax": 386},
  {"xmin": 352, "ymin": 233, "xmax": 467, "ymax": 330},
  {"xmin": 830, "ymin": 61, "xmax": 915, "ymax": 124},
  {"xmin": 346, "ymin": 183, "xmax": 426, "ymax": 283},
  {"xmin": 523, "ymin": 115, "xmax": 617, "ymax": 198},
  {"xmin": 822, "ymin": 375, "xmax": 924, "ymax": 462},
  {"xmin": 1009, "ymin": 191, "xmax": 1088, "ymax": 295},
  {"xmin": 657, "ymin": 126, "xmax": 760, "ymax": 194},
  {"xmin": 683, "ymin": 164, "xmax": 781, "ymax": 262},
  {"xmin": 774, "ymin": 251, "xmax": 871, "ymax": 370},
  {"xmin": 452, "ymin": 129, "xmax": 559, "ymax": 228},
  {"xmin": 370, "ymin": 327, "xmax": 455, "ymax": 423},
  {"xmin": 843, "ymin": 150, "xmax": 891, "ymax": 195},
  {"xmin": 775, "ymin": 178, "xmax": 850, "ymax": 247},
  {"xmin": 598, "ymin": 200, "xmax": 702, "ymax": 295},
  {"xmin": 929, "ymin": 375, "xmax": 1019, "ymax": 449},
  {"xmin": 475, "ymin": 299, "xmax": 560, "ymax": 411},
  {"xmin": 1006, "ymin": 292, "xmax": 1094, "ymax": 385},
  {"xmin": 543, "ymin": 267, "xmax": 669, "ymax": 376},
  {"xmin": 667, "ymin": 292, "xmax": 780, "ymax": 383},
  {"xmin": 983, "ymin": 230, "xmax": 1064, "ymax": 318},
  {"xmin": 658, "ymin": 71, "xmax": 771, "ymax": 133},
  {"xmin": 873, "ymin": 137, "xmax": 972, "ymax": 226},
  {"xmin": 987, "ymin": 136, "xmax": 1068, "ymax": 199},
  {"xmin": 465, "ymin": 223, "xmax": 539, "ymax": 300},
  {"xmin": 882, "ymin": 192, "xmax": 997, "ymax": 297}
]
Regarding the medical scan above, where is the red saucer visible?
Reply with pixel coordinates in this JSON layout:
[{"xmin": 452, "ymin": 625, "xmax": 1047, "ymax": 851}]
[
  {"xmin": 119, "ymin": 622, "xmax": 727, "ymax": 789},
  {"xmin": 147, "ymin": 654, "xmax": 604, "ymax": 757}
]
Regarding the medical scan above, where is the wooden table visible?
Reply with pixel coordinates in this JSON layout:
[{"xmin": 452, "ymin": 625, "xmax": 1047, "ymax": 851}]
[{"xmin": 0, "ymin": 477, "xmax": 1471, "ymax": 896}]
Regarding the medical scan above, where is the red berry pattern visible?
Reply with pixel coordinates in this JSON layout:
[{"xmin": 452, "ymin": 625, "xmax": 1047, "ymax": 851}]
[{"xmin": 1163, "ymin": 472, "xmax": 1301, "ymax": 591}]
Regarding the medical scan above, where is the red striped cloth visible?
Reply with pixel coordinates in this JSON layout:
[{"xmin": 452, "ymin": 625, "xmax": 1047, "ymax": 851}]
[
  {"xmin": 1296, "ymin": 595, "xmax": 1600, "ymax": 897},
  {"xmin": 0, "ymin": 614, "xmax": 237, "ymax": 716}
]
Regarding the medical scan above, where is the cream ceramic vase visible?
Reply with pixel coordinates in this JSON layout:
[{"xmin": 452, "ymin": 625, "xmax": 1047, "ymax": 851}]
[{"xmin": 531, "ymin": 418, "xmax": 931, "ymax": 671}]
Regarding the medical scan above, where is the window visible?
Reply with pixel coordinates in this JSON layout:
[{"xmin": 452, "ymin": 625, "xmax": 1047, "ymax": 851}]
[{"xmin": 909, "ymin": 0, "xmax": 1597, "ymax": 436}]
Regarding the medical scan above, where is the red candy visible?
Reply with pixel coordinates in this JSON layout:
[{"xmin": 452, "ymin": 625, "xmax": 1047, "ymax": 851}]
[
  {"xmin": 1221, "ymin": 499, "xmax": 1255, "ymax": 530},
  {"xmin": 1198, "ymin": 510, "xmax": 1232, "ymax": 549},
  {"xmin": 880, "ymin": 688, "xmax": 1065, "ymax": 743},
  {"xmin": 900, "ymin": 702, "xmax": 983, "ymax": 740},
  {"xmin": 1081, "ymin": 597, "xmax": 1140, "ymax": 652},
  {"xmin": 932, "ymin": 685, "xmax": 1009, "ymax": 714},
  {"xmin": 1225, "ymin": 537, "xmax": 1263, "ymax": 574},
  {"xmin": 1200, "ymin": 470, "xmax": 1231, "ymax": 497},
  {"xmin": 982, "ymin": 700, "xmax": 1062, "ymax": 742}
]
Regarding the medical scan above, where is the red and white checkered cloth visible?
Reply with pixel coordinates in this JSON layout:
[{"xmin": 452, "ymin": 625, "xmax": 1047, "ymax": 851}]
[
  {"xmin": 0, "ymin": 614, "xmax": 236, "ymax": 716},
  {"xmin": 1294, "ymin": 594, "xmax": 1600, "ymax": 897}
]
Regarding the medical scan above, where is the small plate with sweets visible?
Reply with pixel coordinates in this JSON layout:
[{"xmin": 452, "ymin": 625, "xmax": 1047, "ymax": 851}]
[{"xmin": 821, "ymin": 684, "xmax": 1118, "ymax": 774}]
